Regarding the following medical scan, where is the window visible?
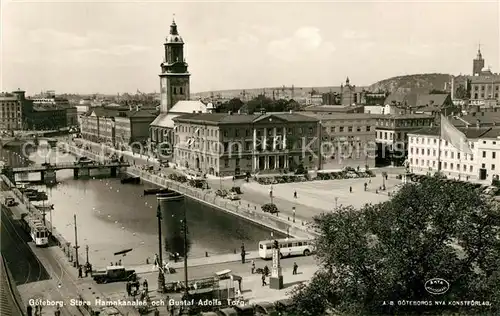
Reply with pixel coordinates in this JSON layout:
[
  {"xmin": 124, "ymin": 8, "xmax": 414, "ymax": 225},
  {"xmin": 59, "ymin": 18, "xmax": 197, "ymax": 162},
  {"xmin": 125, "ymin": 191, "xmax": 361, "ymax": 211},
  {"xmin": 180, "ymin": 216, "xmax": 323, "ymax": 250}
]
[
  {"xmin": 457, "ymin": 153, "xmax": 460, "ymax": 159},
  {"xmin": 492, "ymin": 164, "xmax": 496, "ymax": 171},
  {"xmin": 366, "ymin": 126, "xmax": 371, "ymax": 132},
  {"xmin": 433, "ymin": 149, "xmax": 436, "ymax": 156},
  {"xmin": 410, "ymin": 148, "xmax": 414, "ymax": 154},
  {"xmin": 483, "ymin": 151, "xmax": 486, "ymax": 158},
  {"xmin": 308, "ymin": 127, "xmax": 313, "ymax": 134},
  {"xmin": 450, "ymin": 163, "xmax": 454, "ymax": 169},
  {"xmin": 493, "ymin": 152, "xmax": 496, "ymax": 159},
  {"xmin": 173, "ymin": 87, "xmax": 177, "ymax": 95},
  {"xmin": 348, "ymin": 126, "xmax": 353, "ymax": 132},
  {"xmin": 180, "ymin": 87, "xmax": 183, "ymax": 94},
  {"xmin": 451, "ymin": 152, "xmax": 454, "ymax": 159},
  {"xmin": 456, "ymin": 164, "xmax": 460, "ymax": 170},
  {"xmin": 224, "ymin": 159, "xmax": 229, "ymax": 167},
  {"xmin": 235, "ymin": 129, "xmax": 239, "ymax": 137},
  {"xmin": 339, "ymin": 127, "xmax": 344, "ymax": 132},
  {"xmin": 224, "ymin": 130, "xmax": 228, "ymax": 137},
  {"xmin": 470, "ymin": 165, "xmax": 473, "ymax": 172},
  {"xmin": 482, "ymin": 163, "xmax": 486, "ymax": 168}
]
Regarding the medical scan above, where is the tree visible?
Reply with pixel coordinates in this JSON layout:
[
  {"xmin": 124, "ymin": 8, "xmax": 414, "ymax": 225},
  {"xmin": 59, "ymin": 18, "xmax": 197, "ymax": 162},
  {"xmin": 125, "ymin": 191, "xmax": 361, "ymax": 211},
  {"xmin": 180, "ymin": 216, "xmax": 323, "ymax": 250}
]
[
  {"xmin": 217, "ymin": 98, "xmax": 244, "ymax": 113},
  {"xmin": 290, "ymin": 176, "xmax": 500, "ymax": 316},
  {"xmin": 455, "ymin": 84, "xmax": 470, "ymax": 100}
]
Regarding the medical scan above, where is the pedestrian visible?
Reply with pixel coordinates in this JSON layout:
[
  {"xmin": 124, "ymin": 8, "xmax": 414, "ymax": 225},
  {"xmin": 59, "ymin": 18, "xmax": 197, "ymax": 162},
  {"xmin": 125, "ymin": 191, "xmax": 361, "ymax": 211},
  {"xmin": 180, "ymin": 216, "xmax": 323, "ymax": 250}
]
[
  {"xmin": 364, "ymin": 183, "xmax": 367, "ymax": 191},
  {"xmin": 39, "ymin": 305, "xmax": 42, "ymax": 315},
  {"xmin": 251, "ymin": 260, "xmax": 255, "ymax": 274},
  {"xmin": 110, "ymin": 262, "xmax": 113, "ymax": 266},
  {"xmin": 154, "ymin": 253, "xmax": 158, "ymax": 267},
  {"xmin": 27, "ymin": 305, "xmax": 33, "ymax": 316},
  {"xmin": 293, "ymin": 262, "xmax": 298, "ymax": 275},
  {"xmin": 293, "ymin": 191, "xmax": 297, "ymax": 199},
  {"xmin": 118, "ymin": 259, "xmax": 122, "ymax": 265},
  {"xmin": 126, "ymin": 282, "xmax": 130, "ymax": 296},
  {"xmin": 54, "ymin": 305, "xmax": 61, "ymax": 316},
  {"xmin": 241, "ymin": 243, "xmax": 246, "ymax": 264},
  {"xmin": 349, "ymin": 186, "xmax": 352, "ymax": 193},
  {"xmin": 78, "ymin": 265, "xmax": 82, "ymax": 278},
  {"xmin": 143, "ymin": 279, "xmax": 148, "ymax": 291},
  {"xmin": 84, "ymin": 266, "xmax": 88, "ymax": 277},
  {"xmin": 261, "ymin": 273, "xmax": 267, "ymax": 286}
]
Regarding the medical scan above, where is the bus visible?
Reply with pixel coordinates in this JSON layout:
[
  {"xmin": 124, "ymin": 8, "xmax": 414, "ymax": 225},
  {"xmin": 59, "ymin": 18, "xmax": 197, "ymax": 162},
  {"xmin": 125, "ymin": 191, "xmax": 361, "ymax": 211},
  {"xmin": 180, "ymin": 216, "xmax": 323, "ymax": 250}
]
[
  {"xmin": 21, "ymin": 214, "xmax": 49, "ymax": 247},
  {"xmin": 258, "ymin": 238, "xmax": 315, "ymax": 259}
]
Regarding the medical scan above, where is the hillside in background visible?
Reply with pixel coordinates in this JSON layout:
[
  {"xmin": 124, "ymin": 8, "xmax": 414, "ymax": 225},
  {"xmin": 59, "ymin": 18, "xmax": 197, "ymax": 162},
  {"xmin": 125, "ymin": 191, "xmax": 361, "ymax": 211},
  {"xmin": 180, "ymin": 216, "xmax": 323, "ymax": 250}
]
[
  {"xmin": 192, "ymin": 85, "xmax": 368, "ymax": 100},
  {"xmin": 367, "ymin": 73, "xmax": 453, "ymax": 94}
]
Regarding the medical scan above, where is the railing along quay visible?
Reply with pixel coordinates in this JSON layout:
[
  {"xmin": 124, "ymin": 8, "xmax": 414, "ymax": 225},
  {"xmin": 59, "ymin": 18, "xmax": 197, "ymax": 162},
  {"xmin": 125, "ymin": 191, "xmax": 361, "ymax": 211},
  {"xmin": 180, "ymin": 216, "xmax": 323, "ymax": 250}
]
[{"xmin": 61, "ymin": 142, "xmax": 319, "ymax": 238}]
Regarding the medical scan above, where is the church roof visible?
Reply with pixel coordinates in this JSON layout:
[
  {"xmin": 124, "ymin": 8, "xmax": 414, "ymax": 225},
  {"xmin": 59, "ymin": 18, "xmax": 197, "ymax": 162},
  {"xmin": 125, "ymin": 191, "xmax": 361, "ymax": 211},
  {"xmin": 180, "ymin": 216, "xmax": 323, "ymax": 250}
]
[{"xmin": 150, "ymin": 100, "xmax": 207, "ymax": 128}]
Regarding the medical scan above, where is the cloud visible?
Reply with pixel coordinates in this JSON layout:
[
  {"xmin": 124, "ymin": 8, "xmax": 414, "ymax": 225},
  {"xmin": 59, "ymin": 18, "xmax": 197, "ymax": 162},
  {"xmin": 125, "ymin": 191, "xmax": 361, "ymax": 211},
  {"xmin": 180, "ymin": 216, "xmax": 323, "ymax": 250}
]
[
  {"xmin": 342, "ymin": 30, "xmax": 369, "ymax": 40},
  {"xmin": 267, "ymin": 26, "xmax": 335, "ymax": 62}
]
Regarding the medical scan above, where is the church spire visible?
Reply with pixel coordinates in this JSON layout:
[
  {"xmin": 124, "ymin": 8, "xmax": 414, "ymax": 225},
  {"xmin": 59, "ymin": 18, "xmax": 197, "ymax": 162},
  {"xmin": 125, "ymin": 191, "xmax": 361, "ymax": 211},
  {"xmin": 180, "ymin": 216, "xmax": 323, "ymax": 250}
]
[
  {"xmin": 477, "ymin": 43, "xmax": 482, "ymax": 59},
  {"xmin": 170, "ymin": 15, "xmax": 178, "ymax": 35}
]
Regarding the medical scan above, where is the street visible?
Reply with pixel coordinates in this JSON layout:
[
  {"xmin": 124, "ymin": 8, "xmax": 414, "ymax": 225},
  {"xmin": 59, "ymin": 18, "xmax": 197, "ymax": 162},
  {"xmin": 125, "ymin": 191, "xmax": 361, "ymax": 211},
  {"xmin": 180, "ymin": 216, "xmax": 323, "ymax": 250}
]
[{"xmin": 94, "ymin": 254, "xmax": 317, "ymax": 295}]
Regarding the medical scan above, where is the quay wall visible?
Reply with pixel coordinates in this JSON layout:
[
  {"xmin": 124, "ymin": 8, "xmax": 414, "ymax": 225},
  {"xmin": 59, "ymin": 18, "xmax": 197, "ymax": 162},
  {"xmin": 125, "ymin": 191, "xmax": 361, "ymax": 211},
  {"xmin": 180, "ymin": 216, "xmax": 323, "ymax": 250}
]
[{"xmin": 60, "ymin": 143, "xmax": 318, "ymax": 239}]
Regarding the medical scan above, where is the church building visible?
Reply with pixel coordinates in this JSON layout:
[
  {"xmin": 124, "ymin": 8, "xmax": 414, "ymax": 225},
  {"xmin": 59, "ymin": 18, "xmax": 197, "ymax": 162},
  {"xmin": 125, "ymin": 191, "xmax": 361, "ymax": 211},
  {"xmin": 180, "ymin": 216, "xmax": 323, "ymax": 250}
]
[{"xmin": 150, "ymin": 19, "xmax": 208, "ymax": 158}]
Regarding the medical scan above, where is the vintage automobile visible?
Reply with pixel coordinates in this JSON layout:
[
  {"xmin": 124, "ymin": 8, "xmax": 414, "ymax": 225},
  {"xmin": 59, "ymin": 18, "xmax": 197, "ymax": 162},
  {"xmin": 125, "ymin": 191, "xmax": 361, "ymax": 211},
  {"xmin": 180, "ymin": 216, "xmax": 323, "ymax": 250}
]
[{"xmin": 92, "ymin": 266, "xmax": 137, "ymax": 284}]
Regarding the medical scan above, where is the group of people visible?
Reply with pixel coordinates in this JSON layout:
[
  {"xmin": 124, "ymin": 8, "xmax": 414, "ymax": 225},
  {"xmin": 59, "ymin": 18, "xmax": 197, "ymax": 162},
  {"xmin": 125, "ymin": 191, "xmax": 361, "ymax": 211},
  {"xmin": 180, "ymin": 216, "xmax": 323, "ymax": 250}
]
[
  {"xmin": 77, "ymin": 262, "xmax": 92, "ymax": 278},
  {"xmin": 26, "ymin": 304, "xmax": 60, "ymax": 316}
]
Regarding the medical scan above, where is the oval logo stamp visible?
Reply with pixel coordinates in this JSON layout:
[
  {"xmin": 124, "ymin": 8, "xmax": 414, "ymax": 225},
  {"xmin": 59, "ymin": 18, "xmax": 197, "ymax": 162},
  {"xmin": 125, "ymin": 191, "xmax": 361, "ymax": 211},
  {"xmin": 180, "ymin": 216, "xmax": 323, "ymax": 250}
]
[{"xmin": 425, "ymin": 278, "xmax": 450, "ymax": 295}]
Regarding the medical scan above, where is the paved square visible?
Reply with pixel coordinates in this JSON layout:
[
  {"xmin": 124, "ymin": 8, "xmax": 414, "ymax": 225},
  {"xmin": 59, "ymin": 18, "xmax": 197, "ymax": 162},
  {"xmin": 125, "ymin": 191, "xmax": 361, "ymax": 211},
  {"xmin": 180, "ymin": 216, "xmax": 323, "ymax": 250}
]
[{"xmin": 244, "ymin": 175, "xmax": 403, "ymax": 212}]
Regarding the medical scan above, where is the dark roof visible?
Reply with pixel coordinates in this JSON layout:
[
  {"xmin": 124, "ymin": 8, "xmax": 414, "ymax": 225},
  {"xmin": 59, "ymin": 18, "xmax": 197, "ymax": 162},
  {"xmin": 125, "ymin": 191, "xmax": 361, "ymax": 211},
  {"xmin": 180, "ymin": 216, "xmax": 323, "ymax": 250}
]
[
  {"xmin": 384, "ymin": 93, "xmax": 451, "ymax": 108},
  {"xmin": 173, "ymin": 112, "xmax": 318, "ymax": 125},
  {"xmin": 304, "ymin": 105, "xmax": 364, "ymax": 113},
  {"xmin": 301, "ymin": 112, "xmax": 376, "ymax": 120},
  {"xmin": 449, "ymin": 112, "xmax": 500, "ymax": 127},
  {"xmin": 481, "ymin": 127, "xmax": 500, "ymax": 138},
  {"xmin": 409, "ymin": 126, "xmax": 494, "ymax": 138}
]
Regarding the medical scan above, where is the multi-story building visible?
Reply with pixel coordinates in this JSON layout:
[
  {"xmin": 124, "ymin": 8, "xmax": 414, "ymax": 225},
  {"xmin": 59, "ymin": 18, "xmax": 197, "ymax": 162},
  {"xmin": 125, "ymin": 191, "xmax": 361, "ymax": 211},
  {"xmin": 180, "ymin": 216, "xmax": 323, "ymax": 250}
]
[
  {"xmin": 80, "ymin": 107, "xmax": 156, "ymax": 147},
  {"xmin": 469, "ymin": 75, "xmax": 500, "ymax": 103},
  {"xmin": 172, "ymin": 111, "xmax": 320, "ymax": 177},
  {"xmin": 301, "ymin": 113, "xmax": 377, "ymax": 170},
  {"xmin": 25, "ymin": 106, "xmax": 67, "ymax": 130},
  {"xmin": 374, "ymin": 113, "xmax": 435, "ymax": 166},
  {"xmin": 0, "ymin": 90, "xmax": 26, "ymax": 131},
  {"xmin": 408, "ymin": 126, "xmax": 500, "ymax": 182}
]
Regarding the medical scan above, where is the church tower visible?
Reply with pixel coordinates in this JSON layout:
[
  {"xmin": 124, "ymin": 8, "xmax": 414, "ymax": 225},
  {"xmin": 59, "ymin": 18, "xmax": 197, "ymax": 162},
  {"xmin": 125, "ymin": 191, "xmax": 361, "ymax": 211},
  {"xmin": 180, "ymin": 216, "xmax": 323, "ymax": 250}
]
[
  {"xmin": 159, "ymin": 19, "xmax": 190, "ymax": 113},
  {"xmin": 472, "ymin": 45, "xmax": 485, "ymax": 76}
]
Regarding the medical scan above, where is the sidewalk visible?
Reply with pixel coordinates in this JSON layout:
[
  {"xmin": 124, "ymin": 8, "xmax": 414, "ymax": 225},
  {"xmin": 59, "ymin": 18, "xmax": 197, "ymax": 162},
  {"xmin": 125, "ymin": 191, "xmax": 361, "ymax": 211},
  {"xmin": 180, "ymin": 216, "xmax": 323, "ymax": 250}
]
[{"xmin": 130, "ymin": 252, "xmax": 261, "ymax": 275}]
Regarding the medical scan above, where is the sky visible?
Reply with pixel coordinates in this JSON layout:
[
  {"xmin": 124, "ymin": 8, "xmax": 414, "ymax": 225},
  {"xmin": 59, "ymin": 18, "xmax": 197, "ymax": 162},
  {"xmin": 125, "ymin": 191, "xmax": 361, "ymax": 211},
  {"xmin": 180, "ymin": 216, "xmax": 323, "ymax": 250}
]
[{"xmin": 1, "ymin": 0, "xmax": 499, "ymax": 95}]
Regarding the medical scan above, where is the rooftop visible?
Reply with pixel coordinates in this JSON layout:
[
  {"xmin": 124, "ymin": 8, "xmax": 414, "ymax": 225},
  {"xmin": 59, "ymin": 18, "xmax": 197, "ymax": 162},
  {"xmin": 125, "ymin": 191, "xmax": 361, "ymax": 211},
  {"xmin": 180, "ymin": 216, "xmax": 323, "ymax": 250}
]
[
  {"xmin": 449, "ymin": 112, "xmax": 500, "ymax": 127},
  {"xmin": 408, "ymin": 126, "xmax": 494, "ymax": 139},
  {"xmin": 173, "ymin": 112, "xmax": 319, "ymax": 125},
  {"xmin": 304, "ymin": 104, "xmax": 364, "ymax": 113},
  {"xmin": 469, "ymin": 74, "xmax": 500, "ymax": 84}
]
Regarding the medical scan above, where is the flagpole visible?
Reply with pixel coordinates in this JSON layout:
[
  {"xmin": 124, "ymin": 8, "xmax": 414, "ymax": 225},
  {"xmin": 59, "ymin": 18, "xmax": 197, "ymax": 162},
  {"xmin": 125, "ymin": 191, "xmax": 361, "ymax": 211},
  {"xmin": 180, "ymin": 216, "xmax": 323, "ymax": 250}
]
[{"xmin": 437, "ymin": 116, "xmax": 442, "ymax": 173}]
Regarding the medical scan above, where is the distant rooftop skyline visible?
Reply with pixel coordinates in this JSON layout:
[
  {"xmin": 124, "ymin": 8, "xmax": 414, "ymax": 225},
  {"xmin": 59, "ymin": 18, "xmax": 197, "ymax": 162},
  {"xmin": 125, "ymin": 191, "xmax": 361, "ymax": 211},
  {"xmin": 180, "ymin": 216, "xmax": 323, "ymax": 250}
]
[{"xmin": 1, "ymin": 1, "xmax": 499, "ymax": 95}]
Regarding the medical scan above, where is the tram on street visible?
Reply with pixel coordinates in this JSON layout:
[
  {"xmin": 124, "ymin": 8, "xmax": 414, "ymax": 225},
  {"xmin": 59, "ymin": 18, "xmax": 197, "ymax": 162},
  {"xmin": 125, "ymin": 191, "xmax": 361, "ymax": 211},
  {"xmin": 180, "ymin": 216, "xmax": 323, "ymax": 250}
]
[
  {"xmin": 21, "ymin": 214, "xmax": 49, "ymax": 247},
  {"xmin": 258, "ymin": 237, "xmax": 315, "ymax": 259}
]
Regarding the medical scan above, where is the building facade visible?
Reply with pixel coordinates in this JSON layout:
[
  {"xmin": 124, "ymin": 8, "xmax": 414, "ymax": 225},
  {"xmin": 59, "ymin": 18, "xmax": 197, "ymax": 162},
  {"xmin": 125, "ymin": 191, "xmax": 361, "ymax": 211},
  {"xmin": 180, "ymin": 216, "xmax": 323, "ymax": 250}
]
[
  {"xmin": 408, "ymin": 127, "xmax": 500, "ymax": 182},
  {"xmin": 0, "ymin": 90, "xmax": 26, "ymax": 131},
  {"xmin": 374, "ymin": 113, "xmax": 435, "ymax": 166},
  {"xmin": 469, "ymin": 75, "xmax": 500, "ymax": 103},
  {"xmin": 301, "ymin": 113, "xmax": 377, "ymax": 170},
  {"xmin": 172, "ymin": 112, "xmax": 320, "ymax": 177},
  {"xmin": 80, "ymin": 107, "xmax": 156, "ymax": 147},
  {"xmin": 25, "ymin": 106, "xmax": 67, "ymax": 130}
]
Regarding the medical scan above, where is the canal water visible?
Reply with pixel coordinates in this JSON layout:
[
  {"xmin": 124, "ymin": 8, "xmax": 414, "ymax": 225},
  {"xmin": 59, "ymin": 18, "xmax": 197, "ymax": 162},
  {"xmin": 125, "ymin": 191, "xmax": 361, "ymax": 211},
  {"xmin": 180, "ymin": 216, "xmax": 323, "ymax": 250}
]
[{"xmin": 0, "ymin": 143, "xmax": 283, "ymax": 267}]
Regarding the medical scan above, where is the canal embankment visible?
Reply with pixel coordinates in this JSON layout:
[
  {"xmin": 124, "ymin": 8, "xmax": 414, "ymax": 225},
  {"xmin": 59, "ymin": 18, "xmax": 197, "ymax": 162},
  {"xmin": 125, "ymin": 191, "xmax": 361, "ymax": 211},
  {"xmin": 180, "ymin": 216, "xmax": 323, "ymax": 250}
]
[{"xmin": 60, "ymin": 142, "xmax": 318, "ymax": 239}]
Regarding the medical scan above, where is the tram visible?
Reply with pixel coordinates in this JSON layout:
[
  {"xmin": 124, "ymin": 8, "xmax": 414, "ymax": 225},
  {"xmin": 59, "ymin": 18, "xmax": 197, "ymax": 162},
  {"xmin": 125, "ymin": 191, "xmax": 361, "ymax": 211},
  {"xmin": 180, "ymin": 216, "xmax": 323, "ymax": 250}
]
[{"xmin": 21, "ymin": 214, "xmax": 49, "ymax": 247}]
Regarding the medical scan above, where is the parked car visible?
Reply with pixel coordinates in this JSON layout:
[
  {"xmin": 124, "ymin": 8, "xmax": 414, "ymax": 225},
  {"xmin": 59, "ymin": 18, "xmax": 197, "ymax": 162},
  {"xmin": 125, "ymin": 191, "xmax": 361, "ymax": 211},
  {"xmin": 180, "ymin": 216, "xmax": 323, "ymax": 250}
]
[
  {"xmin": 227, "ymin": 192, "xmax": 241, "ymax": 201},
  {"xmin": 216, "ymin": 190, "xmax": 228, "ymax": 198},
  {"xmin": 261, "ymin": 203, "xmax": 279, "ymax": 214},
  {"xmin": 4, "ymin": 197, "xmax": 18, "ymax": 207},
  {"xmin": 92, "ymin": 266, "xmax": 136, "ymax": 284}
]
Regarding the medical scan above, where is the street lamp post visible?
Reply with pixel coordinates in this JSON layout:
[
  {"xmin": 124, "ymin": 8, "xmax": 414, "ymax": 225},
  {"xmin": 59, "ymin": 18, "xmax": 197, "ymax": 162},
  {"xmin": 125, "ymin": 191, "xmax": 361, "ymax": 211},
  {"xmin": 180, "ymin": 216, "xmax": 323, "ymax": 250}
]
[
  {"xmin": 85, "ymin": 245, "xmax": 89, "ymax": 266},
  {"xmin": 73, "ymin": 214, "xmax": 80, "ymax": 269},
  {"xmin": 334, "ymin": 197, "xmax": 339, "ymax": 209},
  {"xmin": 156, "ymin": 204, "xmax": 165, "ymax": 293}
]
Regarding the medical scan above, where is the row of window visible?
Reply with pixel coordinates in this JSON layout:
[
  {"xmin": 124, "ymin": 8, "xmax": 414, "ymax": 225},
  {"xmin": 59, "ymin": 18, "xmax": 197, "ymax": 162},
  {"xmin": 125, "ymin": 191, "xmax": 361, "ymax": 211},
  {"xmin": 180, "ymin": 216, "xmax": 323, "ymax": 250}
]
[
  {"xmin": 323, "ymin": 126, "xmax": 371, "ymax": 133},
  {"xmin": 411, "ymin": 158, "xmax": 475, "ymax": 172},
  {"xmin": 473, "ymin": 84, "xmax": 500, "ymax": 91},
  {"xmin": 410, "ymin": 137, "xmax": 476, "ymax": 149},
  {"xmin": 177, "ymin": 126, "xmax": 316, "ymax": 138},
  {"xmin": 377, "ymin": 131, "xmax": 408, "ymax": 141},
  {"xmin": 376, "ymin": 119, "xmax": 432, "ymax": 128},
  {"xmin": 411, "ymin": 148, "xmax": 474, "ymax": 160},
  {"xmin": 472, "ymin": 93, "xmax": 499, "ymax": 99}
]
